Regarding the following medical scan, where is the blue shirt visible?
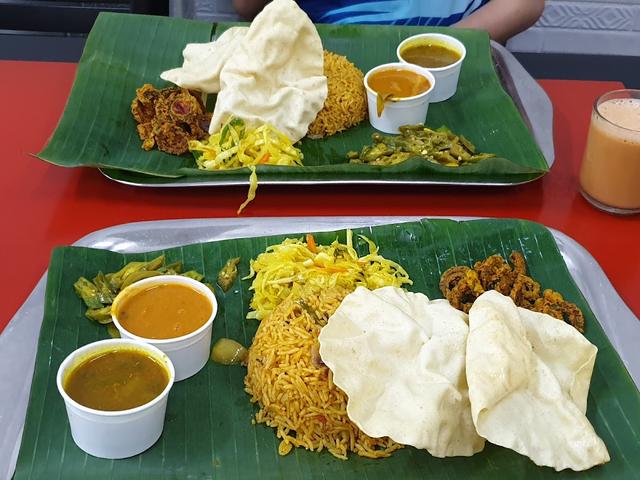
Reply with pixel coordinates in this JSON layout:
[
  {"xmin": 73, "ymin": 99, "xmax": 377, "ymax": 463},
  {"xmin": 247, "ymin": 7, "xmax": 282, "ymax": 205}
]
[{"xmin": 298, "ymin": 0, "xmax": 490, "ymax": 26}]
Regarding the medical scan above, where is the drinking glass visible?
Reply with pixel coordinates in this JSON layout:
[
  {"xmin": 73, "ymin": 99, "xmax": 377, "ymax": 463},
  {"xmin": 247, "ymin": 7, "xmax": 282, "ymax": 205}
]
[{"xmin": 579, "ymin": 89, "xmax": 640, "ymax": 215}]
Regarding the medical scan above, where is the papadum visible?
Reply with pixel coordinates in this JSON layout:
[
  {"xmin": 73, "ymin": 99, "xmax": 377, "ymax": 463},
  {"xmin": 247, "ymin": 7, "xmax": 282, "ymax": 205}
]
[
  {"xmin": 210, "ymin": 0, "xmax": 327, "ymax": 141},
  {"xmin": 160, "ymin": 26, "xmax": 248, "ymax": 93},
  {"xmin": 319, "ymin": 286, "xmax": 484, "ymax": 457},
  {"xmin": 466, "ymin": 290, "xmax": 609, "ymax": 471}
]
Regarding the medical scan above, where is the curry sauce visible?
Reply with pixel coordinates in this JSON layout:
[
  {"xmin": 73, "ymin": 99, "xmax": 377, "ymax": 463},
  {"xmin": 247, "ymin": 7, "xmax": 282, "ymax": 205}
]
[
  {"xmin": 367, "ymin": 68, "xmax": 431, "ymax": 99},
  {"xmin": 64, "ymin": 349, "xmax": 169, "ymax": 411},
  {"xmin": 400, "ymin": 41, "xmax": 461, "ymax": 68},
  {"xmin": 117, "ymin": 283, "xmax": 212, "ymax": 339}
]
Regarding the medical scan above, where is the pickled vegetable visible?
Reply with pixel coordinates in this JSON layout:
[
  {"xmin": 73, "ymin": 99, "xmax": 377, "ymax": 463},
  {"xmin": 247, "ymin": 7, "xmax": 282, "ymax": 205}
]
[
  {"xmin": 182, "ymin": 270, "xmax": 205, "ymax": 282},
  {"xmin": 92, "ymin": 271, "xmax": 116, "ymax": 304},
  {"xmin": 73, "ymin": 256, "xmax": 209, "ymax": 335},
  {"xmin": 211, "ymin": 338, "xmax": 248, "ymax": 365},
  {"xmin": 218, "ymin": 257, "xmax": 241, "ymax": 292},
  {"xmin": 85, "ymin": 305, "xmax": 112, "ymax": 324},
  {"xmin": 120, "ymin": 270, "xmax": 163, "ymax": 290},
  {"xmin": 107, "ymin": 323, "xmax": 121, "ymax": 338},
  {"xmin": 73, "ymin": 277, "xmax": 104, "ymax": 309},
  {"xmin": 348, "ymin": 124, "xmax": 496, "ymax": 167},
  {"xmin": 107, "ymin": 255, "xmax": 166, "ymax": 290}
]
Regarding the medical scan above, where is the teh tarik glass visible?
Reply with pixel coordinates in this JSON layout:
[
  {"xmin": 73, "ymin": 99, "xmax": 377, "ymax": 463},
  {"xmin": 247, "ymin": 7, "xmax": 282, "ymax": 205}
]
[{"xmin": 579, "ymin": 89, "xmax": 640, "ymax": 215}]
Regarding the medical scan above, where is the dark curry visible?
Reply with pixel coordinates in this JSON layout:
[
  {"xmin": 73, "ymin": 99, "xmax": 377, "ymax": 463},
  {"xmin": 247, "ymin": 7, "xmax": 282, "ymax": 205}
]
[
  {"xmin": 64, "ymin": 348, "xmax": 169, "ymax": 411},
  {"xmin": 400, "ymin": 41, "xmax": 461, "ymax": 68}
]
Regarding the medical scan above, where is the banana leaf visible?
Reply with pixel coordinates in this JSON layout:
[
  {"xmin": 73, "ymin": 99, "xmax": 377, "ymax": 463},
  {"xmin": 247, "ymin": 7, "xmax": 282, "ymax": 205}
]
[
  {"xmin": 36, "ymin": 13, "xmax": 548, "ymax": 185},
  {"xmin": 15, "ymin": 219, "xmax": 639, "ymax": 479}
]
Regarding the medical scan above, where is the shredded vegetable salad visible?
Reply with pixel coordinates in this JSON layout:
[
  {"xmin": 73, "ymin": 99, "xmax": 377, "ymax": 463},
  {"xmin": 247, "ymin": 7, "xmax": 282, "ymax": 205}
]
[
  {"xmin": 244, "ymin": 230, "xmax": 413, "ymax": 320},
  {"xmin": 189, "ymin": 118, "xmax": 303, "ymax": 170},
  {"xmin": 189, "ymin": 118, "xmax": 303, "ymax": 214}
]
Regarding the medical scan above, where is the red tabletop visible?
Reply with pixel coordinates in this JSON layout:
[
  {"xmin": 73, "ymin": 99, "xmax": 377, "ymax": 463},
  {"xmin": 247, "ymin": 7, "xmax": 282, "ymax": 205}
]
[{"xmin": 1, "ymin": 60, "xmax": 637, "ymax": 332}]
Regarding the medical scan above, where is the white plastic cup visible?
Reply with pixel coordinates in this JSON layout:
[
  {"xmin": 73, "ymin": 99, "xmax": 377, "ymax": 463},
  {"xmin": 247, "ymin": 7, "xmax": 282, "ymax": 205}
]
[
  {"xmin": 397, "ymin": 33, "xmax": 466, "ymax": 103},
  {"xmin": 112, "ymin": 275, "xmax": 218, "ymax": 382},
  {"xmin": 56, "ymin": 339, "xmax": 175, "ymax": 459},
  {"xmin": 364, "ymin": 62, "xmax": 436, "ymax": 134}
]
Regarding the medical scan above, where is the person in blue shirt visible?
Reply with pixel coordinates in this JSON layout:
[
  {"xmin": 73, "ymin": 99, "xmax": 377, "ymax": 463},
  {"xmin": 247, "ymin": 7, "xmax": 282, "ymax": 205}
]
[{"xmin": 232, "ymin": 0, "xmax": 544, "ymax": 43}]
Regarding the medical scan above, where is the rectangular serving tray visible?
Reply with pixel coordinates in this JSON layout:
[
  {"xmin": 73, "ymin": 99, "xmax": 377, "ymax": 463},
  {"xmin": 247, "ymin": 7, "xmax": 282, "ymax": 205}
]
[
  {"xmin": 99, "ymin": 41, "xmax": 554, "ymax": 187},
  {"xmin": 3, "ymin": 216, "xmax": 635, "ymax": 480}
]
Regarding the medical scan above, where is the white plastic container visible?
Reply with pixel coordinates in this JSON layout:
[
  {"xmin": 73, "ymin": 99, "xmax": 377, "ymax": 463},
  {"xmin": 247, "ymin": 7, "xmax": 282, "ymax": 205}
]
[
  {"xmin": 397, "ymin": 33, "xmax": 466, "ymax": 103},
  {"xmin": 112, "ymin": 275, "xmax": 218, "ymax": 381},
  {"xmin": 364, "ymin": 62, "xmax": 436, "ymax": 134},
  {"xmin": 56, "ymin": 339, "xmax": 175, "ymax": 459}
]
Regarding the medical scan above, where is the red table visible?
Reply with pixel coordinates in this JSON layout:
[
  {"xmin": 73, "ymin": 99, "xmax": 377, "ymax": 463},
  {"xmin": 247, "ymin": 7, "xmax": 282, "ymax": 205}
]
[{"xmin": 1, "ymin": 60, "xmax": 637, "ymax": 332}]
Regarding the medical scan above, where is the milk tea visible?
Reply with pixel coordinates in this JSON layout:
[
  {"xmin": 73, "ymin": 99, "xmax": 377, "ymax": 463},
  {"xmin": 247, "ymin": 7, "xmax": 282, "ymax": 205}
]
[{"xmin": 579, "ymin": 96, "xmax": 640, "ymax": 212}]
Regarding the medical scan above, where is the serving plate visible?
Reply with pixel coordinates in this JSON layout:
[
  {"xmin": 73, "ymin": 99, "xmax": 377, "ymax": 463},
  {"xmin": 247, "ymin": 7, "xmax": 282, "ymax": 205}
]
[
  {"xmin": 2, "ymin": 217, "xmax": 638, "ymax": 480},
  {"xmin": 36, "ymin": 13, "xmax": 550, "ymax": 187},
  {"xmin": 99, "ymin": 41, "xmax": 554, "ymax": 187}
]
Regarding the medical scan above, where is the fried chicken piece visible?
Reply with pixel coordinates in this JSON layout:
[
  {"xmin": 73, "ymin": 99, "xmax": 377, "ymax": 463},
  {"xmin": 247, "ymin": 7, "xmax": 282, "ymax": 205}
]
[
  {"xmin": 152, "ymin": 88, "xmax": 177, "ymax": 122},
  {"xmin": 170, "ymin": 90, "xmax": 203, "ymax": 123},
  {"xmin": 195, "ymin": 112, "xmax": 212, "ymax": 137},
  {"xmin": 131, "ymin": 84, "xmax": 160, "ymax": 123},
  {"xmin": 439, "ymin": 266, "xmax": 485, "ymax": 313},
  {"xmin": 137, "ymin": 83, "xmax": 161, "ymax": 103},
  {"xmin": 478, "ymin": 252, "xmax": 585, "ymax": 331},
  {"xmin": 130, "ymin": 83, "xmax": 209, "ymax": 155},
  {"xmin": 509, "ymin": 251, "xmax": 527, "ymax": 276},
  {"xmin": 153, "ymin": 122, "xmax": 192, "ymax": 156},
  {"xmin": 533, "ymin": 289, "xmax": 585, "ymax": 333},
  {"xmin": 167, "ymin": 90, "xmax": 211, "ymax": 138},
  {"xmin": 473, "ymin": 254, "xmax": 516, "ymax": 295},
  {"xmin": 472, "ymin": 252, "xmax": 539, "ymax": 308},
  {"xmin": 136, "ymin": 122, "xmax": 155, "ymax": 150},
  {"xmin": 131, "ymin": 98, "xmax": 155, "ymax": 124},
  {"xmin": 441, "ymin": 251, "xmax": 587, "ymax": 334},
  {"xmin": 509, "ymin": 273, "xmax": 541, "ymax": 309}
]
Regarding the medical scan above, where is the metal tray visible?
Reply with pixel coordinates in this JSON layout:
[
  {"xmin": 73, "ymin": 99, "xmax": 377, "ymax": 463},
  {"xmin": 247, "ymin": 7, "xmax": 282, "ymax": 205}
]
[
  {"xmin": 99, "ymin": 42, "xmax": 554, "ymax": 188},
  {"xmin": 4, "ymin": 215, "xmax": 634, "ymax": 480}
]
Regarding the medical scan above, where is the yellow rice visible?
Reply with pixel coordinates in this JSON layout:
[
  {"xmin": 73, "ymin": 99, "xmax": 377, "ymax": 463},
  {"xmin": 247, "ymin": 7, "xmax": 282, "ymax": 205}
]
[
  {"xmin": 307, "ymin": 51, "xmax": 368, "ymax": 138},
  {"xmin": 245, "ymin": 286, "xmax": 403, "ymax": 460}
]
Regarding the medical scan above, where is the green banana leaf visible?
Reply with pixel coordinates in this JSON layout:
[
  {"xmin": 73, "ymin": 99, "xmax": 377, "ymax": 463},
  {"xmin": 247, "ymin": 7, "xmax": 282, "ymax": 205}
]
[
  {"xmin": 36, "ymin": 13, "xmax": 548, "ymax": 185},
  {"xmin": 15, "ymin": 219, "xmax": 639, "ymax": 479}
]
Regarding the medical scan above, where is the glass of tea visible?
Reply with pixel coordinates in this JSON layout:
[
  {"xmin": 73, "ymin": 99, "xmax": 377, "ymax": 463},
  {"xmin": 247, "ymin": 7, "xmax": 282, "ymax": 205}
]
[{"xmin": 579, "ymin": 89, "xmax": 640, "ymax": 215}]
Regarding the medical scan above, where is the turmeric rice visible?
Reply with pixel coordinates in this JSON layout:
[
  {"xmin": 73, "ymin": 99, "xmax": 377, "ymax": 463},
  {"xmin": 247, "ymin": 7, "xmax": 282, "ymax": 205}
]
[
  {"xmin": 307, "ymin": 51, "xmax": 368, "ymax": 138},
  {"xmin": 244, "ymin": 286, "xmax": 403, "ymax": 459}
]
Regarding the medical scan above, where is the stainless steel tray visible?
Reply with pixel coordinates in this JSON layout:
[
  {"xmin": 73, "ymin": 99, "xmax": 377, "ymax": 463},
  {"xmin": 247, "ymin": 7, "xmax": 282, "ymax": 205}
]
[
  {"xmin": 4, "ymin": 215, "xmax": 633, "ymax": 480},
  {"xmin": 99, "ymin": 42, "xmax": 554, "ymax": 188}
]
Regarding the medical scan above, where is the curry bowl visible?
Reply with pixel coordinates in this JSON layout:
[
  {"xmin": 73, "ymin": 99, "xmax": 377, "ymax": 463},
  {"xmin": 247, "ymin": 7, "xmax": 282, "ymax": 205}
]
[
  {"xmin": 364, "ymin": 62, "xmax": 436, "ymax": 133},
  {"xmin": 397, "ymin": 33, "xmax": 466, "ymax": 103},
  {"xmin": 56, "ymin": 338, "xmax": 175, "ymax": 459},
  {"xmin": 111, "ymin": 275, "xmax": 218, "ymax": 381}
]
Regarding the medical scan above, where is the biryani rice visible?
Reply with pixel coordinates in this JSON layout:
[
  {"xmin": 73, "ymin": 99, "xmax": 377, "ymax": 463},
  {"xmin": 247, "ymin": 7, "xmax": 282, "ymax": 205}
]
[
  {"xmin": 307, "ymin": 50, "xmax": 368, "ymax": 138},
  {"xmin": 245, "ymin": 286, "xmax": 403, "ymax": 459}
]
